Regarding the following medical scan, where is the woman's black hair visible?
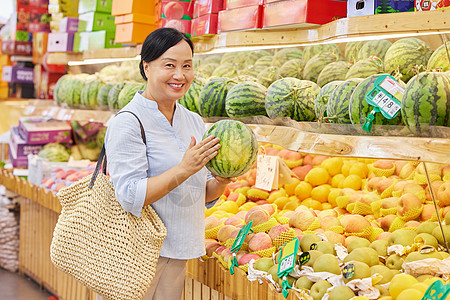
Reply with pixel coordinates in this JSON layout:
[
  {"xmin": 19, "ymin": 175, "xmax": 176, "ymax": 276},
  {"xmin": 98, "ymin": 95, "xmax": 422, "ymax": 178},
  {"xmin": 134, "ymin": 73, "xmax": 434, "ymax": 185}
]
[{"xmin": 139, "ymin": 28, "xmax": 194, "ymax": 81}]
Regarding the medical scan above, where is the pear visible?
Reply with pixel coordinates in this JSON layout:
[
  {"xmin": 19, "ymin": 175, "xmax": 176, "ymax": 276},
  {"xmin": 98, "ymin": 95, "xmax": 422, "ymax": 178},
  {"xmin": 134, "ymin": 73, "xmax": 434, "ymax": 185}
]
[
  {"xmin": 432, "ymin": 225, "xmax": 450, "ymax": 247},
  {"xmin": 370, "ymin": 265, "xmax": 394, "ymax": 284},
  {"xmin": 439, "ymin": 251, "xmax": 450, "ymax": 259},
  {"xmin": 300, "ymin": 233, "xmax": 322, "ymax": 252},
  {"xmin": 404, "ymin": 250, "xmax": 442, "ymax": 263},
  {"xmin": 415, "ymin": 233, "xmax": 439, "ymax": 249},
  {"xmin": 385, "ymin": 254, "xmax": 403, "ymax": 270},
  {"xmin": 268, "ymin": 264, "xmax": 280, "ymax": 283},
  {"xmin": 446, "ymin": 212, "xmax": 450, "ymax": 225},
  {"xmin": 295, "ymin": 276, "xmax": 313, "ymax": 290},
  {"xmin": 417, "ymin": 274, "xmax": 434, "ymax": 282},
  {"xmin": 316, "ymin": 241, "xmax": 336, "ymax": 255},
  {"xmin": 313, "ymin": 253, "xmax": 341, "ymax": 275},
  {"xmin": 278, "ymin": 275, "xmax": 296, "ymax": 287},
  {"xmin": 370, "ymin": 239, "xmax": 388, "ymax": 257},
  {"xmin": 379, "ymin": 297, "xmax": 394, "ymax": 300},
  {"xmin": 391, "ymin": 269, "xmax": 401, "ymax": 276},
  {"xmin": 310, "ymin": 280, "xmax": 332, "ymax": 300},
  {"xmin": 388, "ymin": 229, "xmax": 416, "ymax": 246},
  {"xmin": 343, "ymin": 261, "xmax": 371, "ymax": 283},
  {"xmin": 303, "ymin": 250, "xmax": 324, "ymax": 267},
  {"xmin": 343, "ymin": 247, "xmax": 380, "ymax": 267},
  {"xmin": 328, "ymin": 285, "xmax": 355, "ymax": 300},
  {"xmin": 416, "ymin": 221, "xmax": 438, "ymax": 235},
  {"xmin": 374, "ymin": 284, "xmax": 390, "ymax": 297},
  {"xmin": 254, "ymin": 257, "xmax": 274, "ymax": 272},
  {"xmin": 347, "ymin": 237, "xmax": 370, "ymax": 253}
]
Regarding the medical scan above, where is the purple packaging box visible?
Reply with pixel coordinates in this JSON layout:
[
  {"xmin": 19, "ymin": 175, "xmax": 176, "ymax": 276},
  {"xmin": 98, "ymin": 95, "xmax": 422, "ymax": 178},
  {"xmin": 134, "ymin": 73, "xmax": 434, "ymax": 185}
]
[
  {"xmin": 18, "ymin": 117, "xmax": 72, "ymax": 145},
  {"xmin": 59, "ymin": 17, "xmax": 83, "ymax": 33},
  {"xmin": 10, "ymin": 126, "xmax": 45, "ymax": 157},
  {"xmin": 47, "ymin": 33, "xmax": 75, "ymax": 52},
  {"xmin": 8, "ymin": 145, "xmax": 29, "ymax": 168},
  {"xmin": 2, "ymin": 66, "xmax": 34, "ymax": 84}
]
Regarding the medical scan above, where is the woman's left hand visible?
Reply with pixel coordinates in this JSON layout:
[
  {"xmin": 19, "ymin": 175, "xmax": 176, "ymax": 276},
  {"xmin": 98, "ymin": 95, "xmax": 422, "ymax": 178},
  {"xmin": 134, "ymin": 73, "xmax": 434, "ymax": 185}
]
[{"xmin": 213, "ymin": 175, "xmax": 237, "ymax": 185}]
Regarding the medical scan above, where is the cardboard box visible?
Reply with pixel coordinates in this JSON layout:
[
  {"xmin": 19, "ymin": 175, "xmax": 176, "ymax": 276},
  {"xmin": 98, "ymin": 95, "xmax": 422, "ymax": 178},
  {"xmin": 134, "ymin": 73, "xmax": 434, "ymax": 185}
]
[
  {"xmin": 18, "ymin": 117, "xmax": 72, "ymax": 145},
  {"xmin": 17, "ymin": 5, "xmax": 51, "ymax": 33},
  {"xmin": 38, "ymin": 69, "xmax": 65, "ymax": 99},
  {"xmin": 48, "ymin": 0, "xmax": 79, "ymax": 17},
  {"xmin": 162, "ymin": 19, "xmax": 192, "ymax": 35},
  {"xmin": 415, "ymin": 0, "xmax": 450, "ymax": 10},
  {"xmin": 226, "ymin": 0, "xmax": 263, "ymax": 10},
  {"xmin": 348, "ymin": 0, "xmax": 414, "ymax": 17},
  {"xmin": 79, "ymin": 31, "xmax": 122, "ymax": 51},
  {"xmin": 8, "ymin": 144, "xmax": 29, "ymax": 169},
  {"xmin": 78, "ymin": 0, "xmax": 112, "ymax": 14},
  {"xmin": 47, "ymin": 33, "xmax": 75, "ymax": 52},
  {"xmin": 8, "ymin": 82, "xmax": 35, "ymax": 99},
  {"xmin": 32, "ymin": 33, "xmax": 48, "ymax": 64},
  {"xmin": 0, "ymin": 55, "xmax": 12, "ymax": 67},
  {"xmin": 1, "ymin": 40, "xmax": 33, "ymax": 56},
  {"xmin": 218, "ymin": 5, "xmax": 263, "ymax": 32},
  {"xmin": 115, "ymin": 21, "xmax": 159, "ymax": 44},
  {"xmin": 112, "ymin": 0, "xmax": 156, "ymax": 16},
  {"xmin": 161, "ymin": 1, "xmax": 194, "ymax": 19},
  {"xmin": 10, "ymin": 126, "xmax": 45, "ymax": 157},
  {"xmin": 194, "ymin": 0, "xmax": 223, "ymax": 18},
  {"xmin": 2, "ymin": 66, "xmax": 34, "ymax": 84},
  {"xmin": 263, "ymin": 0, "xmax": 347, "ymax": 28},
  {"xmin": 59, "ymin": 17, "xmax": 87, "ymax": 33},
  {"xmin": 79, "ymin": 11, "xmax": 116, "ymax": 31},
  {"xmin": 18, "ymin": 0, "xmax": 49, "ymax": 7},
  {"xmin": 192, "ymin": 14, "xmax": 218, "ymax": 36}
]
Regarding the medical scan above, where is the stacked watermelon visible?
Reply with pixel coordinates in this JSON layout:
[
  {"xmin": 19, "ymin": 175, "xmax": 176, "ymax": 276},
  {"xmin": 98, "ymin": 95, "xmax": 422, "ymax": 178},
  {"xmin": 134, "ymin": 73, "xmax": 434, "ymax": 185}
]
[
  {"xmin": 327, "ymin": 78, "xmax": 363, "ymax": 124},
  {"xmin": 225, "ymin": 81, "xmax": 267, "ymax": 118},
  {"xmin": 198, "ymin": 77, "xmax": 236, "ymax": 117}
]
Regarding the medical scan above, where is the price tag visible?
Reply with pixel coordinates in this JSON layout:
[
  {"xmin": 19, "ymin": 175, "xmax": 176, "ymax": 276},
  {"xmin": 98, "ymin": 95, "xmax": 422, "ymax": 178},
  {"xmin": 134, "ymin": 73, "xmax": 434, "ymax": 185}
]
[
  {"xmin": 310, "ymin": 243, "xmax": 318, "ymax": 250},
  {"xmin": 343, "ymin": 264, "xmax": 355, "ymax": 280},
  {"xmin": 277, "ymin": 238, "xmax": 299, "ymax": 277},
  {"xmin": 229, "ymin": 222, "xmax": 253, "ymax": 275},
  {"xmin": 255, "ymin": 155, "xmax": 279, "ymax": 191},
  {"xmin": 298, "ymin": 252, "xmax": 310, "ymax": 265}
]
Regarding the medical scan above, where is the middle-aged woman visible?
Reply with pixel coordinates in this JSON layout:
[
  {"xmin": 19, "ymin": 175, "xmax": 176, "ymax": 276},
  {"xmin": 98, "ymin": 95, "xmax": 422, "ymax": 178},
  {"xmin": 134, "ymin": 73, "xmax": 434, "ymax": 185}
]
[{"xmin": 101, "ymin": 28, "xmax": 233, "ymax": 300}]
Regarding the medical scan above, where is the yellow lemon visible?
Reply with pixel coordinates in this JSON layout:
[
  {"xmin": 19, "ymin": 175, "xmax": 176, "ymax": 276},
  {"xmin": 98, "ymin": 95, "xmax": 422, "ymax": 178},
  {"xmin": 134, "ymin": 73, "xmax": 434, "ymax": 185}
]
[
  {"xmin": 342, "ymin": 174, "xmax": 363, "ymax": 190},
  {"xmin": 411, "ymin": 282, "xmax": 429, "ymax": 294},
  {"xmin": 274, "ymin": 196, "xmax": 291, "ymax": 210},
  {"xmin": 294, "ymin": 181, "xmax": 313, "ymax": 201},
  {"xmin": 305, "ymin": 167, "xmax": 330, "ymax": 186},
  {"xmin": 301, "ymin": 199, "xmax": 322, "ymax": 210},
  {"xmin": 219, "ymin": 201, "xmax": 239, "ymax": 214},
  {"xmin": 205, "ymin": 207, "xmax": 218, "ymax": 217},
  {"xmin": 396, "ymin": 288, "xmax": 423, "ymax": 300},
  {"xmin": 321, "ymin": 157, "xmax": 344, "ymax": 176},
  {"xmin": 322, "ymin": 203, "xmax": 333, "ymax": 210},
  {"xmin": 328, "ymin": 188, "xmax": 341, "ymax": 207},
  {"xmin": 331, "ymin": 174, "xmax": 346, "ymax": 188},
  {"xmin": 311, "ymin": 184, "xmax": 331, "ymax": 203},
  {"xmin": 239, "ymin": 202, "xmax": 257, "ymax": 212},
  {"xmin": 389, "ymin": 274, "xmax": 418, "ymax": 299},
  {"xmin": 284, "ymin": 200, "xmax": 300, "ymax": 211},
  {"xmin": 284, "ymin": 178, "xmax": 300, "ymax": 196},
  {"xmin": 349, "ymin": 162, "xmax": 369, "ymax": 179},
  {"xmin": 267, "ymin": 189, "xmax": 288, "ymax": 204}
]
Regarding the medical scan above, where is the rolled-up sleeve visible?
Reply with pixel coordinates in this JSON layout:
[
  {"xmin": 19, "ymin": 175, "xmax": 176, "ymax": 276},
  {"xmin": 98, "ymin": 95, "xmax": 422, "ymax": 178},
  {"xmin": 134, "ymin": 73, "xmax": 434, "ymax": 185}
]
[{"xmin": 105, "ymin": 113, "xmax": 148, "ymax": 217}]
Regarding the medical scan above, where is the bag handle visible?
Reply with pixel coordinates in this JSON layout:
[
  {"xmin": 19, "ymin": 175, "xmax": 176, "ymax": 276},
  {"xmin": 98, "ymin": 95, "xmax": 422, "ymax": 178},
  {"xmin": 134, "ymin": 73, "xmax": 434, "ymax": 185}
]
[{"xmin": 89, "ymin": 111, "xmax": 146, "ymax": 189}]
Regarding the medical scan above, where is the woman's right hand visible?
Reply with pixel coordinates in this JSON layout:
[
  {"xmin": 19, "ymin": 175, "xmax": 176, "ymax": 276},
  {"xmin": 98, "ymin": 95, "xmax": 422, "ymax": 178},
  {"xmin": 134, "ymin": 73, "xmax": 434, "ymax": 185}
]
[{"xmin": 179, "ymin": 135, "xmax": 220, "ymax": 176}]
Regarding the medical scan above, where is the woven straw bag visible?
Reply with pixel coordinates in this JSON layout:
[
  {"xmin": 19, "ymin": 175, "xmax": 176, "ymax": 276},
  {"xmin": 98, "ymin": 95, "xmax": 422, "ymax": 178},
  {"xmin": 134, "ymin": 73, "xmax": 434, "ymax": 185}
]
[{"xmin": 50, "ymin": 111, "xmax": 167, "ymax": 300}]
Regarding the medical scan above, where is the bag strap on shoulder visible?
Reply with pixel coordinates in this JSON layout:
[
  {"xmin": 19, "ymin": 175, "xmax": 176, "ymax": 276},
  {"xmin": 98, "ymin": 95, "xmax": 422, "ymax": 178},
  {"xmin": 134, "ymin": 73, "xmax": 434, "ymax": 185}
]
[{"xmin": 88, "ymin": 111, "xmax": 146, "ymax": 189}]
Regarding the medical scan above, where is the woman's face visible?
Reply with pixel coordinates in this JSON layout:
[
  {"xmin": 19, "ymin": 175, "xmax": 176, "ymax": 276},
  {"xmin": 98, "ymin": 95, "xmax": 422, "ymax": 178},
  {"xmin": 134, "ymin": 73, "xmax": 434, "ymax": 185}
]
[{"xmin": 143, "ymin": 40, "xmax": 194, "ymax": 103}]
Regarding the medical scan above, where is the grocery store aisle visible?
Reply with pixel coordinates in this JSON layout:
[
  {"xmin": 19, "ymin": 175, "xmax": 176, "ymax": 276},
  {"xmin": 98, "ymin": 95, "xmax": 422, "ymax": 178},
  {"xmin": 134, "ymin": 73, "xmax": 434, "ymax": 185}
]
[{"xmin": 0, "ymin": 268, "xmax": 54, "ymax": 300}]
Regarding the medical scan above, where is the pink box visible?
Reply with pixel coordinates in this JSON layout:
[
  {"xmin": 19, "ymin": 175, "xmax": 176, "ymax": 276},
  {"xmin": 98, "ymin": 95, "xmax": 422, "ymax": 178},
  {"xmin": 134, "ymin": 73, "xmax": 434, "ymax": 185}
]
[
  {"xmin": 10, "ymin": 126, "xmax": 45, "ymax": 157},
  {"xmin": 162, "ymin": 19, "xmax": 192, "ymax": 34},
  {"xmin": 192, "ymin": 14, "xmax": 218, "ymax": 36},
  {"xmin": 263, "ymin": 0, "xmax": 347, "ymax": 28},
  {"xmin": 161, "ymin": 1, "xmax": 194, "ymax": 19},
  {"xmin": 218, "ymin": 5, "xmax": 263, "ymax": 32},
  {"xmin": 226, "ymin": 0, "xmax": 263, "ymax": 10},
  {"xmin": 194, "ymin": 0, "xmax": 223, "ymax": 18},
  {"xmin": 47, "ymin": 33, "xmax": 74, "ymax": 52},
  {"xmin": 18, "ymin": 117, "xmax": 72, "ymax": 145}
]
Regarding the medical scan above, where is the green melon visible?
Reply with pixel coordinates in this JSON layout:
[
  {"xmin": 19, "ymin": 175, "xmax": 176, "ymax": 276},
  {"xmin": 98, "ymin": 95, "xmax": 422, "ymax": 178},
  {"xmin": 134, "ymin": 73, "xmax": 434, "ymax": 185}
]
[
  {"xmin": 203, "ymin": 120, "xmax": 258, "ymax": 177},
  {"xmin": 239, "ymin": 65, "xmax": 267, "ymax": 78},
  {"xmin": 345, "ymin": 41, "xmax": 366, "ymax": 62},
  {"xmin": 317, "ymin": 61, "xmax": 350, "ymax": 87},
  {"xmin": 212, "ymin": 63, "xmax": 239, "ymax": 78},
  {"xmin": 108, "ymin": 82, "xmax": 125, "ymax": 110},
  {"xmin": 345, "ymin": 57, "xmax": 384, "ymax": 80},
  {"xmin": 358, "ymin": 39, "xmax": 392, "ymax": 61},
  {"xmin": 349, "ymin": 74, "xmax": 404, "ymax": 125},
  {"xmin": 203, "ymin": 55, "xmax": 222, "ymax": 65},
  {"xmin": 401, "ymin": 72, "xmax": 450, "ymax": 135},
  {"xmin": 315, "ymin": 81, "xmax": 343, "ymax": 121},
  {"xmin": 265, "ymin": 78, "xmax": 320, "ymax": 121},
  {"xmin": 244, "ymin": 50, "xmax": 273, "ymax": 67},
  {"xmin": 303, "ymin": 52, "xmax": 341, "ymax": 83},
  {"xmin": 225, "ymin": 81, "xmax": 267, "ymax": 118},
  {"xmin": 327, "ymin": 78, "xmax": 363, "ymax": 124},
  {"xmin": 232, "ymin": 75, "xmax": 259, "ymax": 83},
  {"xmin": 384, "ymin": 38, "xmax": 432, "ymax": 83},
  {"xmin": 81, "ymin": 80, "xmax": 103, "ymax": 107},
  {"xmin": 233, "ymin": 51, "xmax": 251, "ymax": 68},
  {"xmin": 220, "ymin": 52, "xmax": 238, "ymax": 64},
  {"xmin": 254, "ymin": 56, "xmax": 274, "ymax": 68},
  {"xmin": 302, "ymin": 44, "xmax": 342, "ymax": 63},
  {"xmin": 257, "ymin": 66, "xmax": 282, "ymax": 87},
  {"xmin": 97, "ymin": 83, "xmax": 113, "ymax": 107},
  {"xmin": 198, "ymin": 77, "xmax": 236, "ymax": 117},
  {"xmin": 178, "ymin": 78, "xmax": 206, "ymax": 114},
  {"xmin": 118, "ymin": 82, "xmax": 145, "ymax": 109},
  {"xmin": 65, "ymin": 77, "xmax": 85, "ymax": 106},
  {"xmin": 279, "ymin": 59, "xmax": 303, "ymax": 79},
  {"xmin": 53, "ymin": 74, "xmax": 73, "ymax": 104},
  {"xmin": 272, "ymin": 48, "xmax": 303, "ymax": 67},
  {"xmin": 427, "ymin": 42, "xmax": 450, "ymax": 72},
  {"xmin": 198, "ymin": 63, "xmax": 219, "ymax": 78}
]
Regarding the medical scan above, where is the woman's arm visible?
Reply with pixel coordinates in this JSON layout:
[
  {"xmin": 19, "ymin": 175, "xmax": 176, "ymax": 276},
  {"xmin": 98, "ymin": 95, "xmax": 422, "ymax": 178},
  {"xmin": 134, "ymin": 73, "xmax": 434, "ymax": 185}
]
[{"xmin": 205, "ymin": 176, "xmax": 235, "ymax": 203}]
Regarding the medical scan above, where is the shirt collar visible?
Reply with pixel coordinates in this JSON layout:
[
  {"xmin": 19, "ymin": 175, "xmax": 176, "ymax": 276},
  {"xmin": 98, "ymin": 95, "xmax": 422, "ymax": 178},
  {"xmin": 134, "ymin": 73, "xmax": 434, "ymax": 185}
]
[{"xmin": 134, "ymin": 91, "xmax": 159, "ymax": 109}]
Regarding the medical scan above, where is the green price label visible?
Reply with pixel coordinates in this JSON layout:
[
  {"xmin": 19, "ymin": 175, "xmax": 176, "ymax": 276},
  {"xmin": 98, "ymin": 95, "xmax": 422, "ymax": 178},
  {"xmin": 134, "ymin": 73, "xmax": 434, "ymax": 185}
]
[
  {"xmin": 277, "ymin": 238, "xmax": 299, "ymax": 277},
  {"xmin": 299, "ymin": 252, "xmax": 310, "ymax": 265},
  {"xmin": 343, "ymin": 264, "xmax": 355, "ymax": 280},
  {"xmin": 310, "ymin": 243, "xmax": 318, "ymax": 251}
]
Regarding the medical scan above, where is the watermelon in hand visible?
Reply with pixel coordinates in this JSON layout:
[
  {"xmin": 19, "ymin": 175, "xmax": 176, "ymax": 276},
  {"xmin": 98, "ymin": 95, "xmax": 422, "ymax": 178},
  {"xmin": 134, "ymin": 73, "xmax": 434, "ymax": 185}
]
[{"xmin": 203, "ymin": 120, "xmax": 258, "ymax": 178}]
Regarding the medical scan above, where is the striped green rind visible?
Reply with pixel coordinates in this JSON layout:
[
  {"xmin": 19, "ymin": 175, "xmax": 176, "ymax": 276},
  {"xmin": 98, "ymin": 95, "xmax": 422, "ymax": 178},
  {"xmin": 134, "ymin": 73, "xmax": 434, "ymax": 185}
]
[
  {"xmin": 265, "ymin": 77, "xmax": 319, "ymax": 121},
  {"xmin": 358, "ymin": 39, "xmax": 392, "ymax": 61},
  {"xmin": 212, "ymin": 63, "xmax": 239, "ymax": 78},
  {"xmin": 345, "ymin": 57, "xmax": 384, "ymax": 80},
  {"xmin": 254, "ymin": 56, "xmax": 274, "ymax": 68},
  {"xmin": 233, "ymin": 51, "xmax": 251, "ymax": 67},
  {"xmin": 303, "ymin": 52, "xmax": 341, "ymax": 83},
  {"xmin": 345, "ymin": 41, "xmax": 366, "ymax": 62},
  {"xmin": 81, "ymin": 80, "xmax": 103, "ymax": 107},
  {"xmin": 118, "ymin": 82, "xmax": 144, "ymax": 109},
  {"xmin": 384, "ymin": 38, "xmax": 432, "ymax": 83},
  {"xmin": 54, "ymin": 74, "xmax": 72, "ymax": 104},
  {"xmin": 427, "ymin": 42, "xmax": 450, "ymax": 72},
  {"xmin": 327, "ymin": 78, "xmax": 363, "ymax": 124},
  {"xmin": 244, "ymin": 50, "xmax": 273, "ymax": 67},
  {"xmin": 257, "ymin": 66, "xmax": 282, "ymax": 87},
  {"xmin": 203, "ymin": 120, "xmax": 258, "ymax": 177},
  {"xmin": 107, "ymin": 82, "xmax": 125, "ymax": 110},
  {"xmin": 203, "ymin": 55, "xmax": 222, "ymax": 65},
  {"xmin": 232, "ymin": 75, "xmax": 259, "ymax": 83},
  {"xmin": 317, "ymin": 61, "xmax": 349, "ymax": 87},
  {"xmin": 272, "ymin": 48, "xmax": 303, "ymax": 67},
  {"xmin": 97, "ymin": 83, "xmax": 113, "ymax": 107},
  {"xmin": 315, "ymin": 81, "xmax": 343, "ymax": 120},
  {"xmin": 349, "ymin": 74, "xmax": 404, "ymax": 125},
  {"xmin": 401, "ymin": 72, "xmax": 450, "ymax": 135},
  {"xmin": 198, "ymin": 63, "xmax": 219, "ymax": 78},
  {"xmin": 65, "ymin": 77, "xmax": 85, "ymax": 106},
  {"xmin": 239, "ymin": 65, "xmax": 267, "ymax": 78},
  {"xmin": 178, "ymin": 78, "xmax": 206, "ymax": 114},
  {"xmin": 302, "ymin": 44, "xmax": 342, "ymax": 63},
  {"xmin": 220, "ymin": 52, "xmax": 239, "ymax": 64},
  {"xmin": 279, "ymin": 59, "xmax": 303, "ymax": 79},
  {"xmin": 199, "ymin": 77, "xmax": 236, "ymax": 117},
  {"xmin": 225, "ymin": 81, "xmax": 267, "ymax": 117}
]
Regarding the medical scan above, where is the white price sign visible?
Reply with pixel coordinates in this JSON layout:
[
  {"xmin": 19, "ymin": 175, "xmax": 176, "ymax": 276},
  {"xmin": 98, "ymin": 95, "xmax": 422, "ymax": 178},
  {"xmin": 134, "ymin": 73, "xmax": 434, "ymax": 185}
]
[{"xmin": 254, "ymin": 155, "xmax": 279, "ymax": 191}]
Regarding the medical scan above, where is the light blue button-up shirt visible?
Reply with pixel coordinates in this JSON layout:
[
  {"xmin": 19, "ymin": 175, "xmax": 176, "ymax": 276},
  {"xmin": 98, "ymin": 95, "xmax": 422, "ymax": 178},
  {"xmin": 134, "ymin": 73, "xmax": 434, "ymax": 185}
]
[{"xmin": 105, "ymin": 91, "xmax": 212, "ymax": 259}]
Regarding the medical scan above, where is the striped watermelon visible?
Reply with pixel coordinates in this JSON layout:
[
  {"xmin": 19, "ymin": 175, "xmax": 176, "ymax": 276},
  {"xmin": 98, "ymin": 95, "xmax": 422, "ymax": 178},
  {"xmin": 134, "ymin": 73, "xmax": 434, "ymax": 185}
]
[
  {"xmin": 302, "ymin": 44, "xmax": 342, "ymax": 63},
  {"xmin": 254, "ymin": 56, "xmax": 274, "ymax": 68},
  {"xmin": 358, "ymin": 40, "xmax": 392, "ymax": 61},
  {"xmin": 97, "ymin": 83, "xmax": 113, "ymax": 107},
  {"xmin": 232, "ymin": 75, "xmax": 259, "ymax": 82},
  {"xmin": 349, "ymin": 74, "xmax": 404, "ymax": 125},
  {"xmin": 178, "ymin": 78, "xmax": 206, "ymax": 114},
  {"xmin": 265, "ymin": 78, "xmax": 319, "ymax": 121},
  {"xmin": 327, "ymin": 78, "xmax": 363, "ymax": 124},
  {"xmin": 345, "ymin": 57, "xmax": 384, "ymax": 80},
  {"xmin": 401, "ymin": 72, "xmax": 450, "ymax": 135},
  {"xmin": 53, "ymin": 74, "xmax": 72, "ymax": 104},
  {"xmin": 384, "ymin": 38, "xmax": 432, "ymax": 83},
  {"xmin": 118, "ymin": 82, "xmax": 144, "ymax": 109},
  {"xmin": 198, "ymin": 63, "xmax": 219, "ymax": 78},
  {"xmin": 279, "ymin": 59, "xmax": 303, "ymax": 79},
  {"xmin": 65, "ymin": 77, "xmax": 85, "ymax": 106},
  {"xmin": 108, "ymin": 83, "xmax": 125, "ymax": 110},
  {"xmin": 221, "ymin": 52, "xmax": 239, "ymax": 64},
  {"xmin": 315, "ymin": 81, "xmax": 343, "ymax": 121},
  {"xmin": 203, "ymin": 55, "xmax": 222, "ymax": 65},
  {"xmin": 233, "ymin": 51, "xmax": 251, "ymax": 67},
  {"xmin": 317, "ymin": 61, "xmax": 350, "ymax": 87},
  {"xmin": 303, "ymin": 52, "xmax": 341, "ymax": 83},
  {"xmin": 198, "ymin": 77, "xmax": 236, "ymax": 117},
  {"xmin": 203, "ymin": 120, "xmax": 258, "ymax": 177},
  {"xmin": 212, "ymin": 63, "xmax": 239, "ymax": 78},
  {"xmin": 244, "ymin": 50, "xmax": 272, "ymax": 67},
  {"xmin": 239, "ymin": 65, "xmax": 267, "ymax": 78},
  {"xmin": 257, "ymin": 66, "xmax": 282, "ymax": 87},
  {"xmin": 345, "ymin": 41, "xmax": 366, "ymax": 62},
  {"xmin": 427, "ymin": 42, "xmax": 450, "ymax": 72},
  {"xmin": 81, "ymin": 80, "xmax": 103, "ymax": 107},
  {"xmin": 225, "ymin": 81, "xmax": 267, "ymax": 117},
  {"xmin": 272, "ymin": 48, "xmax": 303, "ymax": 67}
]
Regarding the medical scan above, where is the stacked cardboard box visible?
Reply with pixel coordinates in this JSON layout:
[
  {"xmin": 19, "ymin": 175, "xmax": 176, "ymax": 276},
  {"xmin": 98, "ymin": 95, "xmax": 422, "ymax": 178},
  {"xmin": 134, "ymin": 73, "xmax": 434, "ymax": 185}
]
[
  {"xmin": 16, "ymin": 0, "xmax": 51, "ymax": 42},
  {"xmin": 192, "ymin": 0, "xmax": 223, "ymax": 36},
  {"xmin": 48, "ymin": 0, "xmax": 79, "ymax": 32},
  {"xmin": 0, "ymin": 39, "xmax": 12, "ymax": 99},
  {"xmin": 161, "ymin": 1, "xmax": 194, "ymax": 37},
  {"xmin": 218, "ymin": 0, "xmax": 263, "ymax": 32},
  {"xmin": 348, "ymin": 0, "xmax": 414, "ymax": 17}
]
